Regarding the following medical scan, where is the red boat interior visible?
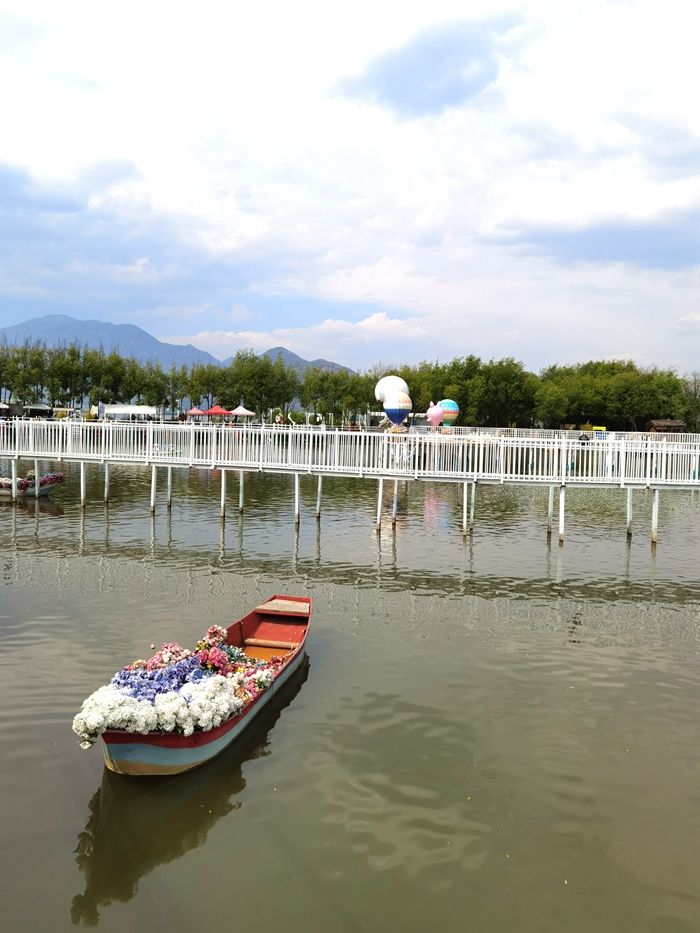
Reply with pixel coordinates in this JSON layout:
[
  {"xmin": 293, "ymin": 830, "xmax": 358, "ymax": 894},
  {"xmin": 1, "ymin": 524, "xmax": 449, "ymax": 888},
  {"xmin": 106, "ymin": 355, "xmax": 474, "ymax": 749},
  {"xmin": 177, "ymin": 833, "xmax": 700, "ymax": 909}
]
[{"xmin": 227, "ymin": 596, "xmax": 311, "ymax": 661}]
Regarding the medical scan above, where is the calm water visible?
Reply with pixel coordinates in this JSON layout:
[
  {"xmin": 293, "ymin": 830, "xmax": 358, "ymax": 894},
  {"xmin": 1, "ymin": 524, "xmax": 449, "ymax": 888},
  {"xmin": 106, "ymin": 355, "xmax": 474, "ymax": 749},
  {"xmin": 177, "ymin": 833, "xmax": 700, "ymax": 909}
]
[{"xmin": 0, "ymin": 462, "xmax": 699, "ymax": 932}]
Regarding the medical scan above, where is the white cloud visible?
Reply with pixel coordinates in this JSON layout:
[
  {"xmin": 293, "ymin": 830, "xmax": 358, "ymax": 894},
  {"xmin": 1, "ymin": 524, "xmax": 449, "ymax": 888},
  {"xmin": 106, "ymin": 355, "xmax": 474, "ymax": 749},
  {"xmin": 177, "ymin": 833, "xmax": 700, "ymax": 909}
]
[
  {"xmin": 1, "ymin": 0, "xmax": 700, "ymax": 373},
  {"xmin": 164, "ymin": 310, "xmax": 424, "ymax": 365},
  {"xmin": 678, "ymin": 313, "xmax": 700, "ymax": 330}
]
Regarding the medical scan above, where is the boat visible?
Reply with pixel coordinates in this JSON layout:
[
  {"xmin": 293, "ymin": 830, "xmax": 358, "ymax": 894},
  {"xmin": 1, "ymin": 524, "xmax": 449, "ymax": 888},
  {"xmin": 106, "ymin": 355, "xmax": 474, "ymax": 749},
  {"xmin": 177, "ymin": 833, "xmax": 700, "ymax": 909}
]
[
  {"xmin": 0, "ymin": 470, "xmax": 65, "ymax": 498},
  {"xmin": 71, "ymin": 661, "xmax": 309, "ymax": 924},
  {"xmin": 100, "ymin": 595, "xmax": 311, "ymax": 776}
]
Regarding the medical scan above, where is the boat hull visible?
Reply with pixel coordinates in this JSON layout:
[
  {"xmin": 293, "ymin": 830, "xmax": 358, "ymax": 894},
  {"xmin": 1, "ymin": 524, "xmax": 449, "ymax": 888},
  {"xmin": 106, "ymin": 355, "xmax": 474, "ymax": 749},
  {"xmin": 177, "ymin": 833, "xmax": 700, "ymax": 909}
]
[
  {"xmin": 0, "ymin": 484, "xmax": 54, "ymax": 498},
  {"xmin": 101, "ymin": 645, "xmax": 307, "ymax": 776}
]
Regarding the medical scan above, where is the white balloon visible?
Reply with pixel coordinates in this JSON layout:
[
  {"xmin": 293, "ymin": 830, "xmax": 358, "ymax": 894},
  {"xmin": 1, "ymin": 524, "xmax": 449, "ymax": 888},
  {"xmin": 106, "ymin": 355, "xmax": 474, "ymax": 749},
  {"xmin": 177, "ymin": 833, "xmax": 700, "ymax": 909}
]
[
  {"xmin": 375, "ymin": 375, "xmax": 409, "ymax": 402},
  {"xmin": 383, "ymin": 391, "xmax": 412, "ymax": 424}
]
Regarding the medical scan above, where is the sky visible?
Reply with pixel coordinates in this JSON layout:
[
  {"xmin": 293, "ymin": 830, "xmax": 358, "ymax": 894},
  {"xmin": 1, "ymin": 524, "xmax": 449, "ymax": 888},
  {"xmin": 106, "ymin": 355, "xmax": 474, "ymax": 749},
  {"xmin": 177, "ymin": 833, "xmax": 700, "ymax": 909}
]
[{"xmin": 1, "ymin": 0, "xmax": 699, "ymax": 373}]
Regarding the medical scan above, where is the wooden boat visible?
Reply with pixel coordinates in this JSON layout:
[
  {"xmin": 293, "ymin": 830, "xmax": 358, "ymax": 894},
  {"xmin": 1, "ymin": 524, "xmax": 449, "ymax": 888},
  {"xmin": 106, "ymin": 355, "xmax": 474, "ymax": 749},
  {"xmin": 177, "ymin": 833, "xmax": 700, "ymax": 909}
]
[
  {"xmin": 101, "ymin": 595, "xmax": 311, "ymax": 776},
  {"xmin": 0, "ymin": 471, "xmax": 65, "ymax": 498},
  {"xmin": 73, "ymin": 661, "xmax": 309, "ymax": 924}
]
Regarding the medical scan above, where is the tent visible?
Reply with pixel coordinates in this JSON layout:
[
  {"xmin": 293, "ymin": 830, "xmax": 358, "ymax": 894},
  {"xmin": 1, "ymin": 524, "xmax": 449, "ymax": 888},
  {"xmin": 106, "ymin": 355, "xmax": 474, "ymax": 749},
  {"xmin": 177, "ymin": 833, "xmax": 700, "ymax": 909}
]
[
  {"xmin": 230, "ymin": 405, "xmax": 255, "ymax": 417},
  {"xmin": 102, "ymin": 404, "xmax": 156, "ymax": 420},
  {"xmin": 186, "ymin": 407, "xmax": 205, "ymax": 416},
  {"xmin": 202, "ymin": 405, "xmax": 232, "ymax": 416}
]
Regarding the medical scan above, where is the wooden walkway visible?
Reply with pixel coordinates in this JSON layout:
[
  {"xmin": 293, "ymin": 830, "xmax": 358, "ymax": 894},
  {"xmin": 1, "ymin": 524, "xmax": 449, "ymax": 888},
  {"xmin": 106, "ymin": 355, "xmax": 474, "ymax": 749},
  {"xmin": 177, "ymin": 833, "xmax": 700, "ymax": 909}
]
[
  {"xmin": 2, "ymin": 420, "xmax": 699, "ymax": 488},
  {"xmin": 2, "ymin": 420, "xmax": 698, "ymax": 541}
]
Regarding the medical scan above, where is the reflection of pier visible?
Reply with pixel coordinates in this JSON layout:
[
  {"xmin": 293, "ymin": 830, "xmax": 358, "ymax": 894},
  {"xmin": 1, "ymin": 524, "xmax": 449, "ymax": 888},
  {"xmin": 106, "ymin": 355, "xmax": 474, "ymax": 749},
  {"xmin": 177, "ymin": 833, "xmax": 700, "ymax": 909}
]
[
  {"xmin": 71, "ymin": 661, "xmax": 308, "ymax": 927},
  {"xmin": 3, "ymin": 420, "xmax": 700, "ymax": 541}
]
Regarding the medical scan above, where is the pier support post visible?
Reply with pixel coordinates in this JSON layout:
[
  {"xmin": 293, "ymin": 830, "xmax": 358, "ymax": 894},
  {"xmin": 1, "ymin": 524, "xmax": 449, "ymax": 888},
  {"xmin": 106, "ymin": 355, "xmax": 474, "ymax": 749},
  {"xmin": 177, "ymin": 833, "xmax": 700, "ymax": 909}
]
[
  {"xmin": 104, "ymin": 463, "xmax": 110, "ymax": 503},
  {"xmin": 558, "ymin": 485, "xmax": 566, "ymax": 544},
  {"xmin": 651, "ymin": 488, "xmax": 659, "ymax": 543},
  {"xmin": 462, "ymin": 482, "xmax": 468, "ymax": 534},
  {"xmin": 167, "ymin": 467, "xmax": 173, "ymax": 510},
  {"xmin": 316, "ymin": 475, "xmax": 323, "ymax": 518},
  {"xmin": 150, "ymin": 465, "xmax": 157, "ymax": 514},
  {"xmin": 239, "ymin": 471, "xmax": 244, "ymax": 512},
  {"xmin": 392, "ymin": 480, "xmax": 399, "ymax": 526},
  {"xmin": 220, "ymin": 468, "xmax": 226, "ymax": 519},
  {"xmin": 10, "ymin": 460, "xmax": 17, "ymax": 501},
  {"xmin": 294, "ymin": 473, "xmax": 300, "ymax": 526},
  {"xmin": 376, "ymin": 477, "xmax": 384, "ymax": 530},
  {"xmin": 34, "ymin": 459, "xmax": 39, "ymax": 498},
  {"xmin": 626, "ymin": 487, "xmax": 633, "ymax": 538},
  {"xmin": 547, "ymin": 485, "xmax": 554, "ymax": 535},
  {"xmin": 469, "ymin": 481, "xmax": 476, "ymax": 530},
  {"xmin": 80, "ymin": 461, "xmax": 86, "ymax": 508}
]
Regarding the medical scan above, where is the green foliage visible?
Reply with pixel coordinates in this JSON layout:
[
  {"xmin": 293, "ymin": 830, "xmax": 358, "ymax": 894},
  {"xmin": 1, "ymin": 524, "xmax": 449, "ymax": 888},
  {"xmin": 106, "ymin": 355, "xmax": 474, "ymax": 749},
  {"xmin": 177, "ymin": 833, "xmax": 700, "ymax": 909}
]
[
  {"xmin": 0, "ymin": 341, "xmax": 694, "ymax": 433},
  {"xmin": 536, "ymin": 361, "xmax": 687, "ymax": 430}
]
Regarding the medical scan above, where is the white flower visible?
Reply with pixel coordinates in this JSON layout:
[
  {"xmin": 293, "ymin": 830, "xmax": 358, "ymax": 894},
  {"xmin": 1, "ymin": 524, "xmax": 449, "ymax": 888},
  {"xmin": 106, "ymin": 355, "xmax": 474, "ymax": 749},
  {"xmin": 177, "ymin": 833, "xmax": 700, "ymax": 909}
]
[{"xmin": 74, "ymin": 660, "xmax": 263, "ymax": 748}]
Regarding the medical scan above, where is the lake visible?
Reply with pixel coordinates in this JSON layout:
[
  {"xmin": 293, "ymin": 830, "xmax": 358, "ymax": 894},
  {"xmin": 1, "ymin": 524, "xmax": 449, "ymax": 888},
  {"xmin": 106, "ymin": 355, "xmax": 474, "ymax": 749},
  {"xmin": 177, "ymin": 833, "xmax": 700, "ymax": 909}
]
[{"xmin": 1, "ymin": 462, "xmax": 699, "ymax": 932}]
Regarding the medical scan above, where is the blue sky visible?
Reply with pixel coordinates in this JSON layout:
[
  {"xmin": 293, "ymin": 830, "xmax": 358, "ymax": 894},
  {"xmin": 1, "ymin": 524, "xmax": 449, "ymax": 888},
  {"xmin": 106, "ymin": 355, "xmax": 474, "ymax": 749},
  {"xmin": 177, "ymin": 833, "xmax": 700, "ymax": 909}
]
[{"xmin": 0, "ymin": 0, "xmax": 699, "ymax": 372}]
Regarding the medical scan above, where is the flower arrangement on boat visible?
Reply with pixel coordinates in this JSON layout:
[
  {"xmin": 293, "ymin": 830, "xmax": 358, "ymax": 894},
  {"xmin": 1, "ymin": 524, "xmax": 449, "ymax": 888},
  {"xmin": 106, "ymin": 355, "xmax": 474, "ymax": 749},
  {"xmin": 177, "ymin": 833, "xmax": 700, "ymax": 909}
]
[
  {"xmin": 0, "ymin": 470, "xmax": 65, "ymax": 492},
  {"xmin": 73, "ymin": 625, "xmax": 286, "ymax": 749}
]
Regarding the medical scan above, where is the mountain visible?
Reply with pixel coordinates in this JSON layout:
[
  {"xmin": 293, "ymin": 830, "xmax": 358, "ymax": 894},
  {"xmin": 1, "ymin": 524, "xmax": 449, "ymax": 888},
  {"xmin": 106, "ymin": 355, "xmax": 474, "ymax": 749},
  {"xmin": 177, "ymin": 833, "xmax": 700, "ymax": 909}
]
[
  {"xmin": 0, "ymin": 315, "xmax": 353, "ymax": 374},
  {"xmin": 0, "ymin": 314, "xmax": 220, "ymax": 368},
  {"xmin": 222, "ymin": 346, "xmax": 354, "ymax": 375}
]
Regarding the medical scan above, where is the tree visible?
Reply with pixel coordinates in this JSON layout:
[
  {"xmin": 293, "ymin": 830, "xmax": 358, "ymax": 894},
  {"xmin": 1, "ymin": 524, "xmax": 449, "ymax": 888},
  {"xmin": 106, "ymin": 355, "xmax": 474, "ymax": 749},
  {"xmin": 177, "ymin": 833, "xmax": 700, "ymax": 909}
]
[
  {"xmin": 473, "ymin": 359, "xmax": 536, "ymax": 427},
  {"xmin": 165, "ymin": 365, "xmax": 188, "ymax": 415},
  {"xmin": 682, "ymin": 373, "xmax": 700, "ymax": 433},
  {"xmin": 187, "ymin": 363, "xmax": 221, "ymax": 410},
  {"xmin": 139, "ymin": 362, "xmax": 169, "ymax": 407}
]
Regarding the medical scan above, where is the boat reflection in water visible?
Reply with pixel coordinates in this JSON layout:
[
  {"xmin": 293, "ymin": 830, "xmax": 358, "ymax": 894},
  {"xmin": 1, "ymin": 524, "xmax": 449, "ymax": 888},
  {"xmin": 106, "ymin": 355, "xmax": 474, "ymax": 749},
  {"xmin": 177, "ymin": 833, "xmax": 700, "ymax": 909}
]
[
  {"xmin": 71, "ymin": 660, "xmax": 309, "ymax": 927},
  {"xmin": 15, "ymin": 498, "xmax": 65, "ymax": 518}
]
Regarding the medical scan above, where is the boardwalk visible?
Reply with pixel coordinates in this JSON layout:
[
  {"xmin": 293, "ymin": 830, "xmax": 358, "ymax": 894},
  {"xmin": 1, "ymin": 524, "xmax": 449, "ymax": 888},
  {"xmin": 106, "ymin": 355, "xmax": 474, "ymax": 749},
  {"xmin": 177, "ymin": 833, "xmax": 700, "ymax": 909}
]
[{"xmin": 1, "ymin": 420, "xmax": 699, "ymax": 489}]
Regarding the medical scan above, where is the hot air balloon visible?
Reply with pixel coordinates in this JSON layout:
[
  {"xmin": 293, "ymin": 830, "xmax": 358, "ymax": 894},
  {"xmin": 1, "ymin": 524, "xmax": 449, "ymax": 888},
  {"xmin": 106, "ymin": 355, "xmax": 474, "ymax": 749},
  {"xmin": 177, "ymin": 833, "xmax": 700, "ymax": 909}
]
[
  {"xmin": 383, "ymin": 391, "xmax": 412, "ymax": 425},
  {"xmin": 437, "ymin": 399, "xmax": 459, "ymax": 424},
  {"xmin": 426, "ymin": 402, "xmax": 444, "ymax": 427},
  {"xmin": 375, "ymin": 375, "xmax": 409, "ymax": 403}
]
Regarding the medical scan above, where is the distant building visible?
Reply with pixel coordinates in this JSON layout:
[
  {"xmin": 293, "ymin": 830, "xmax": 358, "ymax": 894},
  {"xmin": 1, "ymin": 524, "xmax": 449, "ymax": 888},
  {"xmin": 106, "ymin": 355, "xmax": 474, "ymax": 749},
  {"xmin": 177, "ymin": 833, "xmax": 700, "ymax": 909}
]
[
  {"xmin": 23, "ymin": 403, "xmax": 52, "ymax": 418},
  {"xmin": 100, "ymin": 403, "xmax": 158, "ymax": 420},
  {"xmin": 646, "ymin": 419, "xmax": 686, "ymax": 433}
]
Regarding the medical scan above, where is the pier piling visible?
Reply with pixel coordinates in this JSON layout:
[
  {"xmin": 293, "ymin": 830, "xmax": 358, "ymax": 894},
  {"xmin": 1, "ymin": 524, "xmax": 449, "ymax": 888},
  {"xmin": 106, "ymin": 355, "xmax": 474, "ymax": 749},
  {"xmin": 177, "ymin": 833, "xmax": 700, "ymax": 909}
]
[
  {"xmin": 626, "ymin": 487, "xmax": 633, "ymax": 538},
  {"xmin": 376, "ymin": 477, "xmax": 384, "ymax": 530},
  {"xmin": 220, "ymin": 468, "xmax": 226, "ymax": 519},
  {"xmin": 150, "ymin": 465, "xmax": 157, "ymax": 514},
  {"xmin": 651, "ymin": 488, "xmax": 659, "ymax": 543},
  {"xmin": 558, "ymin": 485, "xmax": 566, "ymax": 544}
]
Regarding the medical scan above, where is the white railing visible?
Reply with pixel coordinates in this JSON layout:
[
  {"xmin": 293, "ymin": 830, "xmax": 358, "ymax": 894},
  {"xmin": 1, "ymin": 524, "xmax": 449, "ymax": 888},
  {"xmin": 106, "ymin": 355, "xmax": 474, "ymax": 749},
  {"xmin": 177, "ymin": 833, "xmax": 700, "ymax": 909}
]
[
  {"xmin": 411, "ymin": 424, "xmax": 700, "ymax": 444},
  {"xmin": 1, "ymin": 420, "xmax": 700, "ymax": 487}
]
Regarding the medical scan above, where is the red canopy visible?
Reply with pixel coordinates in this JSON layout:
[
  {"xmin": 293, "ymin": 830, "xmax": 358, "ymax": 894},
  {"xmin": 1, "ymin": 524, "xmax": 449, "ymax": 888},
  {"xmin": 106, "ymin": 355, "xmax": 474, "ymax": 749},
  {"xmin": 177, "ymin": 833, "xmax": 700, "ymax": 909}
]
[{"xmin": 202, "ymin": 405, "xmax": 232, "ymax": 416}]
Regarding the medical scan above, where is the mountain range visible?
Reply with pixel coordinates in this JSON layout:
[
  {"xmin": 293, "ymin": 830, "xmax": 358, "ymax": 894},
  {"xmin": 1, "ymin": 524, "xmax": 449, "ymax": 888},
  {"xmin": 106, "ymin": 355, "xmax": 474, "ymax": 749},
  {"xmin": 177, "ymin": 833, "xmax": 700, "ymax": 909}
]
[{"xmin": 0, "ymin": 315, "xmax": 351, "ymax": 374}]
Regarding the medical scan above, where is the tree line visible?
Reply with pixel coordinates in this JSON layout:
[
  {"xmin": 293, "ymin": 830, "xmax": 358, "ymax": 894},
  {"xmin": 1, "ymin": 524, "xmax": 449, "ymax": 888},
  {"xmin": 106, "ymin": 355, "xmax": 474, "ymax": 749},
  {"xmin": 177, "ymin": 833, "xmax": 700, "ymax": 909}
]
[{"xmin": 0, "ymin": 340, "xmax": 698, "ymax": 432}]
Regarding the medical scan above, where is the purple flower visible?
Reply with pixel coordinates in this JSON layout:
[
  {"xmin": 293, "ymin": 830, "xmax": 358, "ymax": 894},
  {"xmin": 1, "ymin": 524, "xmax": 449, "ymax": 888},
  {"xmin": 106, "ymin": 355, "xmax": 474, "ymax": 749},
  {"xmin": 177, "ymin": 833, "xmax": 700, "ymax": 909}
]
[{"xmin": 111, "ymin": 655, "xmax": 209, "ymax": 703}]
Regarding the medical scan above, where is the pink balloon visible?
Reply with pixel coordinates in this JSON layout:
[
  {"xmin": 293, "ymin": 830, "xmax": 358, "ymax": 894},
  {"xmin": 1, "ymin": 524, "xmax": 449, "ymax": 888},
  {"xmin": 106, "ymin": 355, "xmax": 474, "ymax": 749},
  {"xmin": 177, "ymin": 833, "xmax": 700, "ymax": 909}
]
[{"xmin": 426, "ymin": 402, "xmax": 444, "ymax": 426}]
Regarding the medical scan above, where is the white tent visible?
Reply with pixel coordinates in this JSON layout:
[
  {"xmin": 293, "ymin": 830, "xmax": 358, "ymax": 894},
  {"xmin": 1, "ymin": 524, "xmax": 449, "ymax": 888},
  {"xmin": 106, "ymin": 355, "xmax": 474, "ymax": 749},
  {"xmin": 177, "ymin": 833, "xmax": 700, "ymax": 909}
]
[
  {"xmin": 102, "ymin": 404, "xmax": 157, "ymax": 419},
  {"xmin": 230, "ymin": 405, "xmax": 255, "ymax": 417}
]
